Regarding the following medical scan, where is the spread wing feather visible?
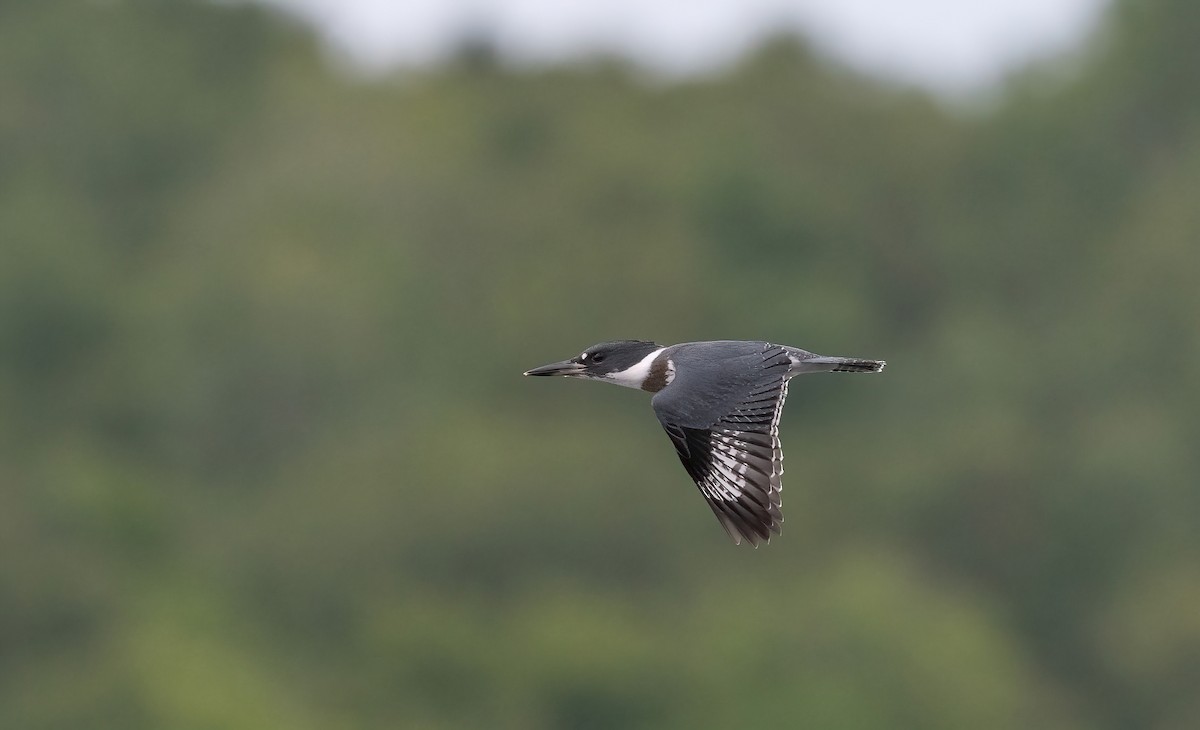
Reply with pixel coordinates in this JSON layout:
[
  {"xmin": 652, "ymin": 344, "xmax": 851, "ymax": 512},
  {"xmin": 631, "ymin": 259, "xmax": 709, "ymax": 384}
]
[{"xmin": 653, "ymin": 344, "xmax": 792, "ymax": 546}]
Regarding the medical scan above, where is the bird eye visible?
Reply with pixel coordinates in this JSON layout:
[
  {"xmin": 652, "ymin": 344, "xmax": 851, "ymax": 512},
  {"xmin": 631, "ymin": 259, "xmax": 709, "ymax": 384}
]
[{"xmin": 591, "ymin": 352, "xmax": 605, "ymax": 363}]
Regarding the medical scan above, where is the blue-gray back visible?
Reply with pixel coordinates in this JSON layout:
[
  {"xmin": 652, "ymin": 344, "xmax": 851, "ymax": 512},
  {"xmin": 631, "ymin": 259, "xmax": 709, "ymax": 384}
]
[{"xmin": 652, "ymin": 341, "xmax": 792, "ymax": 429}]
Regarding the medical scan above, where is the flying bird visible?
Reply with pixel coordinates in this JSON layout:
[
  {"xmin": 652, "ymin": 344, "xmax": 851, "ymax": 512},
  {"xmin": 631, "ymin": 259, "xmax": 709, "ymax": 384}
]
[{"xmin": 525, "ymin": 340, "xmax": 884, "ymax": 546}]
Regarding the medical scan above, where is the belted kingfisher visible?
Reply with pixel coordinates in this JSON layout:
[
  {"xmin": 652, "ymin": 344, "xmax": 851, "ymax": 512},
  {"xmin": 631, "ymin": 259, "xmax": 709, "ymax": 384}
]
[{"xmin": 525, "ymin": 340, "xmax": 884, "ymax": 546}]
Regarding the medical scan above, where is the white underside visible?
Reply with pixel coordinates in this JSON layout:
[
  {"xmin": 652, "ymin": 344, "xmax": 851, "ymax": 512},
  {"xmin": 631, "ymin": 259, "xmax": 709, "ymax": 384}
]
[{"xmin": 604, "ymin": 347, "xmax": 667, "ymax": 389}]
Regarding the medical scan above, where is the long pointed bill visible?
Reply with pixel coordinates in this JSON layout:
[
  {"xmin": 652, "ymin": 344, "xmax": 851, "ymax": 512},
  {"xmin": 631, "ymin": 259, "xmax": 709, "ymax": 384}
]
[{"xmin": 523, "ymin": 359, "xmax": 586, "ymax": 377}]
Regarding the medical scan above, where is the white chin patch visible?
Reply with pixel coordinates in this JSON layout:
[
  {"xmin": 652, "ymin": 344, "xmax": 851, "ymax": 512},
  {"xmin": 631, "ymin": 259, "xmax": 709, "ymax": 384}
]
[{"xmin": 604, "ymin": 347, "xmax": 665, "ymax": 389}]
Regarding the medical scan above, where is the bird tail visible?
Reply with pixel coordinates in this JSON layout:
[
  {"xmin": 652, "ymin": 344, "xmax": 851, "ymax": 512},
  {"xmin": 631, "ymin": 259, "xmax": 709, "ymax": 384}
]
[{"xmin": 789, "ymin": 355, "xmax": 886, "ymax": 374}]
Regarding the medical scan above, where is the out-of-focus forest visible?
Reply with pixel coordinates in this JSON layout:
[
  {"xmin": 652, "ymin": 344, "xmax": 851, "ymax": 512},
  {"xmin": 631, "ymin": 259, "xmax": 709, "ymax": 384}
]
[{"xmin": 2, "ymin": 1, "xmax": 1198, "ymax": 728}]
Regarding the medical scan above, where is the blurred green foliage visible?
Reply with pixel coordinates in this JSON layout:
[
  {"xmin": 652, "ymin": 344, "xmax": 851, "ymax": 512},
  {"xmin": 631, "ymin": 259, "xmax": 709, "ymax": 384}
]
[{"xmin": 2, "ymin": 1, "xmax": 1199, "ymax": 728}]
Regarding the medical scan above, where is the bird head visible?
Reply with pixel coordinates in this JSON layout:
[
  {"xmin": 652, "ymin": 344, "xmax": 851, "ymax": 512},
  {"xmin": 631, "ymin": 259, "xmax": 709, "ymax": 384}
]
[{"xmin": 524, "ymin": 340, "xmax": 662, "ymax": 384}]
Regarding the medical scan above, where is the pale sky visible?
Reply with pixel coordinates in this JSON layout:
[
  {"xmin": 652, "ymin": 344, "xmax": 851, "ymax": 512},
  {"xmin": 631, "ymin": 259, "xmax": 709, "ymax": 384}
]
[{"xmin": 254, "ymin": 0, "xmax": 1110, "ymax": 93}]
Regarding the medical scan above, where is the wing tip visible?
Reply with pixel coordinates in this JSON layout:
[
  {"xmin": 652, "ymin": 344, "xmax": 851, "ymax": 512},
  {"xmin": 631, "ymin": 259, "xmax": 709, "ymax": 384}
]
[{"xmin": 718, "ymin": 514, "xmax": 783, "ymax": 547}]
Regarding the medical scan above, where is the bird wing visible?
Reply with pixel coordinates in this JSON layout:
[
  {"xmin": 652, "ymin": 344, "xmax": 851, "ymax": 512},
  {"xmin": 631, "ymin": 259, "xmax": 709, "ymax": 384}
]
[{"xmin": 652, "ymin": 345, "xmax": 791, "ymax": 546}]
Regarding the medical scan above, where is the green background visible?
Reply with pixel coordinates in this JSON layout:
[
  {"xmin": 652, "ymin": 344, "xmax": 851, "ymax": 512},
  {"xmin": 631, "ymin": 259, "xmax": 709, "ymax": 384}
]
[{"xmin": 2, "ymin": 1, "xmax": 1198, "ymax": 727}]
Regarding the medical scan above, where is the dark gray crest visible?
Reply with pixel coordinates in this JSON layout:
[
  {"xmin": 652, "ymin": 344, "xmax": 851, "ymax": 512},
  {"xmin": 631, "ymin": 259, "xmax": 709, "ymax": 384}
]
[{"xmin": 577, "ymin": 340, "xmax": 661, "ymax": 376}]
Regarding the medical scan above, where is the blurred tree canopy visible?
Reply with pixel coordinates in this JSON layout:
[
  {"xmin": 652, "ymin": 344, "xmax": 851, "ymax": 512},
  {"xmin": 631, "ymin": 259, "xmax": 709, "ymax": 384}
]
[{"xmin": 1, "ymin": 1, "xmax": 1198, "ymax": 728}]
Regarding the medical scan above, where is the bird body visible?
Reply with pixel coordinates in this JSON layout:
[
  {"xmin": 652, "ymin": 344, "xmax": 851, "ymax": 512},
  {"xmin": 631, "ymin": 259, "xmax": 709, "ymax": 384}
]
[{"xmin": 525, "ymin": 340, "xmax": 884, "ymax": 546}]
